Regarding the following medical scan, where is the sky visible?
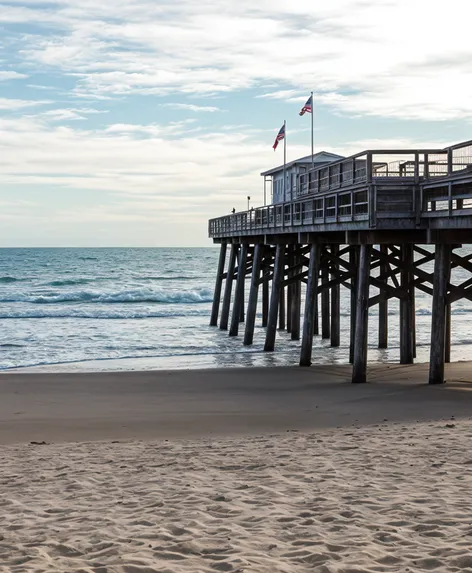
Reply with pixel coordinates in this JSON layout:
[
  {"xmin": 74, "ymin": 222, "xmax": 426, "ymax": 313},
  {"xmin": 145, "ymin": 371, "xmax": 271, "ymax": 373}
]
[{"xmin": 1, "ymin": 0, "xmax": 471, "ymax": 247}]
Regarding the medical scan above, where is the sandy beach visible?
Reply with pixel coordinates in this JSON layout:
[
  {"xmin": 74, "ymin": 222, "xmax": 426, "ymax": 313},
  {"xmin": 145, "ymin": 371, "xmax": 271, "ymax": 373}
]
[{"xmin": 2, "ymin": 363, "xmax": 472, "ymax": 572}]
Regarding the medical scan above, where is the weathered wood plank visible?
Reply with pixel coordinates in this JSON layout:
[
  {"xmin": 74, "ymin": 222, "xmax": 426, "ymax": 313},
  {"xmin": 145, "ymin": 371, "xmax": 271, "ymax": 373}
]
[
  {"xmin": 210, "ymin": 240, "xmax": 227, "ymax": 326},
  {"xmin": 300, "ymin": 244, "xmax": 319, "ymax": 366},
  {"xmin": 229, "ymin": 244, "xmax": 248, "ymax": 337},
  {"xmin": 264, "ymin": 244, "xmax": 285, "ymax": 352},
  {"xmin": 429, "ymin": 244, "xmax": 451, "ymax": 384},
  {"xmin": 378, "ymin": 244, "xmax": 388, "ymax": 348},
  {"xmin": 219, "ymin": 244, "xmax": 238, "ymax": 331},
  {"xmin": 244, "ymin": 243, "xmax": 263, "ymax": 346},
  {"xmin": 330, "ymin": 244, "xmax": 340, "ymax": 347},
  {"xmin": 352, "ymin": 244, "xmax": 371, "ymax": 383}
]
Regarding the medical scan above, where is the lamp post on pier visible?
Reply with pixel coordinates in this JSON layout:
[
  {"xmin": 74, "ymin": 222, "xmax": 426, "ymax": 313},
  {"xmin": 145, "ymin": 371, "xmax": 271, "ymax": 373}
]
[{"xmin": 247, "ymin": 196, "xmax": 251, "ymax": 211}]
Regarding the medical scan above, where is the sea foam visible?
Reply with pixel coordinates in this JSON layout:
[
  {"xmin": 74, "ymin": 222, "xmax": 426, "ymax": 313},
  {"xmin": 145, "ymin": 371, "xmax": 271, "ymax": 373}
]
[{"xmin": 0, "ymin": 286, "xmax": 214, "ymax": 305}]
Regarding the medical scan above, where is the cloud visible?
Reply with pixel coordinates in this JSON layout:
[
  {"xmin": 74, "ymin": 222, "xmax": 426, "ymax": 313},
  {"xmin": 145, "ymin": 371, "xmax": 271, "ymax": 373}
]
[
  {"xmin": 0, "ymin": 71, "xmax": 27, "ymax": 81},
  {"xmin": 0, "ymin": 98, "xmax": 51, "ymax": 111},
  {"xmin": 161, "ymin": 103, "xmax": 223, "ymax": 112},
  {"xmin": 1, "ymin": 0, "xmax": 469, "ymax": 121},
  {"xmin": 33, "ymin": 107, "xmax": 109, "ymax": 121},
  {"xmin": 256, "ymin": 90, "xmax": 301, "ymax": 101}
]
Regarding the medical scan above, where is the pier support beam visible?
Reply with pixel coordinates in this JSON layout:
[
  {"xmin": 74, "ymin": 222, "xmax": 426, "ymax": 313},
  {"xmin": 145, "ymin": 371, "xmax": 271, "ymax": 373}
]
[
  {"xmin": 300, "ymin": 244, "xmax": 319, "ymax": 366},
  {"xmin": 262, "ymin": 269, "xmax": 269, "ymax": 327},
  {"xmin": 287, "ymin": 246, "xmax": 293, "ymax": 334},
  {"xmin": 279, "ymin": 285, "xmax": 286, "ymax": 330},
  {"xmin": 330, "ymin": 245, "xmax": 340, "ymax": 347},
  {"xmin": 210, "ymin": 241, "xmax": 227, "ymax": 326},
  {"xmin": 349, "ymin": 246, "xmax": 358, "ymax": 364},
  {"xmin": 229, "ymin": 244, "xmax": 248, "ymax": 337},
  {"xmin": 291, "ymin": 247, "xmax": 301, "ymax": 341},
  {"xmin": 378, "ymin": 244, "xmax": 388, "ymax": 348},
  {"xmin": 400, "ymin": 244, "xmax": 414, "ymax": 364},
  {"xmin": 264, "ymin": 244, "xmax": 285, "ymax": 352},
  {"xmin": 428, "ymin": 244, "xmax": 451, "ymax": 384},
  {"xmin": 445, "ymin": 302, "xmax": 451, "ymax": 363},
  {"xmin": 219, "ymin": 243, "xmax": 238, "ymax": 331},
  {"xmin": 321, "ymin": 249, "xmax": 330, "ymax": 339},
  {"xmin": 352, "ymin": 244, "xmax": 371, "ymax": 383},
  {"xmin": 244, "ymin": 244, "xmax": 263, "ymax": 346}
]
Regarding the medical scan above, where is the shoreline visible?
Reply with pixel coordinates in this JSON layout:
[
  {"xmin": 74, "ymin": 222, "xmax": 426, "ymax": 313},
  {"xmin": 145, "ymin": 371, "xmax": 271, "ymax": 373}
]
[{"xmin": 1, "ymin": 362, "xmax": 472, "ymax": 446}]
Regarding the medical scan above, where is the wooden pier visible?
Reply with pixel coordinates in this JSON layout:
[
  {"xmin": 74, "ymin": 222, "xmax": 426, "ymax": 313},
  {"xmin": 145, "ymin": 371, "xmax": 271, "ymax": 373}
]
[{"xmin": 208, "ymin": 140, "xmax": 472, "ymax": 384}]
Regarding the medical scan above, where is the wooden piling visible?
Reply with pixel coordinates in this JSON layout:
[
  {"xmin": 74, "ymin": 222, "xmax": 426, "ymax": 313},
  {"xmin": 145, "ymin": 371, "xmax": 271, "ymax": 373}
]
[
  {"xmin": 349, "ymin": 246, "xmax": 358, "ymax": 364},
  {"xmin": 239, "ymin": 277, "xmax": 245, "ymax": 323},
  {"xmin": 445, "ymin": 302, "xmax": 451, "ymax": 363},
  {"xmin": 279, "ymin": 283, "xmax": 286, "ymax": 330},
  {"xmin": 287, "ymin": 246, "xmax": 293, "ymax": 334},
  {"xmin": 236, "ymin": 248, "xmax": 246, "ymax": 323},
  {"xmin": 244, "ymin": 244, "xmax": 263, "ymax": 346},
  {"xmin": 352, "ymin": 244, "xmax": 371, "ymax": 383},
  {"xmin": 428, "ymin": 243, "xmax": 451, "ymax": 384},
  {"xmin": 400, "ymin": 244, "xmax": 414, "ymax": 364},
  {"xmin": 411, "ymin": 284, "xmax": 417, "ymax": 359},
  {"xmin": 300, "ymin": 244, "xmax": 319, "ymax": 366},
  {"xmin": 210, "ymin": 240, "xmax": 227, "ymax": 326},
  {"xmin": 378, "ymin": 244, "xmax": 388, "ymax": 348},
  {"xmin": 264, "ymin": 244, "xmax": 285, "ymax": 352},
  {"xmin": 229, "ymin": 244, "xmax": 248, "ymax": 337},
  {"xmin": 321, "ymin": 249, "xmax": 330, "ymax": 339},
  {"xmin": 262, "ymin": 269, "xmax": 269, "ymax": 327},
  {"xmin": 219, "ymin": 243, "xmax": 238, "ymax": 331},
  {"xmin": 330, "ymin": 244, "xmax": 340, "ymax": 347},
  {"xmin": 291, "ymin": 247, "xmax": 301, "ymax": 341}
]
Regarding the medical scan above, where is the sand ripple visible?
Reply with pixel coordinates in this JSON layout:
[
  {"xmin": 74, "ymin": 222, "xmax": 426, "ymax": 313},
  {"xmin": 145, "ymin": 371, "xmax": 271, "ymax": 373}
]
[{"xmin": 1, "ymin": 420, "xmax": 472, "ymax": 572}]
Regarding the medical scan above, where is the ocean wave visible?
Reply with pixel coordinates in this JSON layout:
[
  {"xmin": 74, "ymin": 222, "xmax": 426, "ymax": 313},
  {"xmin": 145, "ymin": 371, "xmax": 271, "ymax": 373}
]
[
  {"xmin": 0, "ymin": 286, "xmax": 213, "ymax": 305},
  {"xmin": 0, "ymin": 276, "xmax": 23, "ymax": 283},
  {"xmin": 45, "ymin": 278, "xmax": 93, "ymax": 287},
  {"xmin": 0, "ymin": 307, "xmax": 208, "ymax": 320},
  {"xmin": 139, "ymin": 275, "xmax": 198, "ymax": 281},
  {"xmin": 79, "ymin": 256, "xmax": 98, "ymax": 261},
  {"xmin": 0, "ymin": 347, "xmax": 266, "ymax": 371}
]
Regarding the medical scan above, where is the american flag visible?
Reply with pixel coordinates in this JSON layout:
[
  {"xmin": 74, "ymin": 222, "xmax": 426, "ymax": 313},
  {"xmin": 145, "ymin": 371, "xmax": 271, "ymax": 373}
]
[
  {"xmin": 272, "ymin": 124, "xmax": 285, "ymax": 150},
  {"xmin": 299, "ymin": 95, "xmax": 313, "ymax": 116}
]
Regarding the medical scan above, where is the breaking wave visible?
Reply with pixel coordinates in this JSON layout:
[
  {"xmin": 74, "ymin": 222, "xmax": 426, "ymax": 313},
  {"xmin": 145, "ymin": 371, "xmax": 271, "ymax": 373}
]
[{"xmin": 0, "ymin": 286, "xmax": 213, "ymax": 305}]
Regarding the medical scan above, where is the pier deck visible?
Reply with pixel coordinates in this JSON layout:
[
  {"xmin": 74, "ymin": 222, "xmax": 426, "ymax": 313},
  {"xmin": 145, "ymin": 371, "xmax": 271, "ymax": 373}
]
[{"xmin": 208, "ymin": 140, "xmax": 472, "ymax": 384}]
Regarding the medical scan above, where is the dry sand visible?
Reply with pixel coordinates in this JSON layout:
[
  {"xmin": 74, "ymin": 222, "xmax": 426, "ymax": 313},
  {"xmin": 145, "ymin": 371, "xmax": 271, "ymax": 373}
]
[{"xmin": 1, "ymin": 363, "xmax": 472, "ymax": 572}]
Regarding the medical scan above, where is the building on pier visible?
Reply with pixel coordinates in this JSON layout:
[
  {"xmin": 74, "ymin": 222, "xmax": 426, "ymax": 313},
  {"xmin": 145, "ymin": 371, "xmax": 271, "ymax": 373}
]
[
  {"xmin": 262, "ymin": 151, "xmax": 344, "ymax": 204},
  {"xmin": 208, "ymin": 139, "xmax": 472, "ymax": 385}
]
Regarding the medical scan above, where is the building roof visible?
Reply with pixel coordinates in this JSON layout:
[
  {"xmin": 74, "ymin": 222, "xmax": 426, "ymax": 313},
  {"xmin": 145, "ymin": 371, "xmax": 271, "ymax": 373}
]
[{"xmin": 260, "ymin": 151, "xmax": 345, "ymax": 176}]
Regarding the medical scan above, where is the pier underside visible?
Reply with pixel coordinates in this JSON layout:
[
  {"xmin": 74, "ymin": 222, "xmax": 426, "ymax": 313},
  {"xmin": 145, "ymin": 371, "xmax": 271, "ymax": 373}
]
[{"xmin": 209, "ymin": 230, "xmax": 472, "ymax": 384}]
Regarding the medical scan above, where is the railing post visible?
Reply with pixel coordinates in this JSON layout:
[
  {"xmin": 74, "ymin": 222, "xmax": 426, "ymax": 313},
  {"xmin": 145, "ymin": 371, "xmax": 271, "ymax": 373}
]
[
  {"xmin": 447, "ymin": 148, "xmax": 453, "ymax": 175},
  {"xmin": 448, "ymin": 183, "xmax": 452, "ymax": 215},
  {"xmin": 366, "ymin": 152, "xmax": 372, "ymax": 184},
  {"xmin": 424, "ymin": 153, "xmax": 429, "ymax": 179}
]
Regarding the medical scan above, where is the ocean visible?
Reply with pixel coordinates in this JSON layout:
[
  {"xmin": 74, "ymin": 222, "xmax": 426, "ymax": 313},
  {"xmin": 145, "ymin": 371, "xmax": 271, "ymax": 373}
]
[{"xmin": 1, "ymin": 247, "xmax": 471, "ymax": 372}]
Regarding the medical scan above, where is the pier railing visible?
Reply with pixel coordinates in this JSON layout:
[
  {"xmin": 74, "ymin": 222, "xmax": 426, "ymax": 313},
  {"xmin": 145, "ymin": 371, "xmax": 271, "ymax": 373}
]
[{"xmin": 209, "ymin": 141, "xmax": 472, "ymax": 237}]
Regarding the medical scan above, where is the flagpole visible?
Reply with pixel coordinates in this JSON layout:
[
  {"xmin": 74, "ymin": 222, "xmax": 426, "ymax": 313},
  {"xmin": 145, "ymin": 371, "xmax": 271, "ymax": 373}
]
[
  {"xmin": 311, "ymin": 91, "xmax": 314, "ymax": 169},
  {"xmin": 283, "ymin": 119, "xmax": 286, "ymax": 203}
]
